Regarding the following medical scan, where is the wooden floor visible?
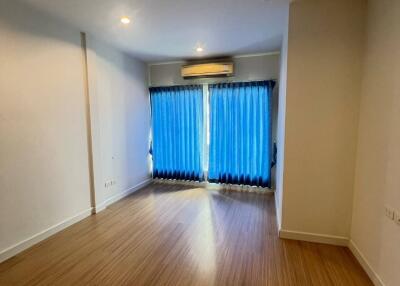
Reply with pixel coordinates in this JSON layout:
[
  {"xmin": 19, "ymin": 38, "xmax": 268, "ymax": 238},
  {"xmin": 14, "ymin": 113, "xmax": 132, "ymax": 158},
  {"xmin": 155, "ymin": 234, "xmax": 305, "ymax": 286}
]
[{"xmin": 0, "ymin": 183, "xmax": 372, "ymax": 286}]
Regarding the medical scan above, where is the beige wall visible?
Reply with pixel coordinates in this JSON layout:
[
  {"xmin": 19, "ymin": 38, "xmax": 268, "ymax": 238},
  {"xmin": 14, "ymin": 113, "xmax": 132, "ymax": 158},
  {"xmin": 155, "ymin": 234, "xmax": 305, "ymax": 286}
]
[
  {"xmin": 0, "ymin": 1, "xmax": 150, "ymax": 261},
  {"xmin": 281, "ymin": 0, "xmax": 366, "ymax": 237},
  {"xmin": 86, "ymin": 36, "xmax": 151, "ymax": 208},
  {"xmin": 148, "ymin": 54, "xmax": 280, "ymax": 87},
  {"xmin": 350, "ymin": 0, "xmax": 400, "ymax": 285},
  {"xmin": 0, "ymin": 1, "xmax": 92, "ymax": 257}
]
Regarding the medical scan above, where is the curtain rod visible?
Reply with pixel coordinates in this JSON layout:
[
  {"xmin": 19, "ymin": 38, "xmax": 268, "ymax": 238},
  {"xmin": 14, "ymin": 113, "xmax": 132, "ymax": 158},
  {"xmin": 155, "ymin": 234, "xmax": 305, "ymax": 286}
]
[{"xmin": 148, "ymin": 78, "xmax": 278, "ymax": 88}]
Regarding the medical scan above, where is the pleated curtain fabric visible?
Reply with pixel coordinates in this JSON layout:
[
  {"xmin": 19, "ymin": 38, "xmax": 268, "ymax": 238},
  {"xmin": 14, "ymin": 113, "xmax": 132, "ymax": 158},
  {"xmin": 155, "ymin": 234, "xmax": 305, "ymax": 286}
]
[
  {"xmin": 208, "ymin": 81, "xmax": 275, "ymax": 188},
  {"xmin": 150, "ymin": 85, "xmax": 204, "ymax": 181}
]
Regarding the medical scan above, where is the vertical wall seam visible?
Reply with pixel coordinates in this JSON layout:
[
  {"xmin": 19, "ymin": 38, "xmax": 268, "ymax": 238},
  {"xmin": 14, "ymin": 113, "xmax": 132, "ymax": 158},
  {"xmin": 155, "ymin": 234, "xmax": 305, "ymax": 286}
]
[{"xmin": 80, "ymin": 32, "xmax": 96, "ymax": 212}]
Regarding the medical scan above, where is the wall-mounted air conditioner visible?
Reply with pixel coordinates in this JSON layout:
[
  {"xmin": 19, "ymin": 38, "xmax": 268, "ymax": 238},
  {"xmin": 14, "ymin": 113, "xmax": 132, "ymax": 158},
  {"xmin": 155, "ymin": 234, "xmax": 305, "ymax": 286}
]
[{"xmin": 181, "ymin": 62, "xmax": 234, "ymax": 78}]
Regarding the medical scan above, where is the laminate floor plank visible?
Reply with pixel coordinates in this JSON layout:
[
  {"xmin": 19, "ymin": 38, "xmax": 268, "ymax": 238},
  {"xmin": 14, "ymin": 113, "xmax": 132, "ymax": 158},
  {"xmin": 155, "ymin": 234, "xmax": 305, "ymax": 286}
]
[{"xmin": 0, "ymin": 183, "xmax": 372, "ymax": 286}]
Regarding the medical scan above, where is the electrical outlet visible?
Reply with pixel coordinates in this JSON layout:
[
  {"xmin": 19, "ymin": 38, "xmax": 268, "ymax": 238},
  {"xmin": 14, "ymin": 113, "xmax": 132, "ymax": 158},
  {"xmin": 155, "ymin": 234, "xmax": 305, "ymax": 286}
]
[
  {"xmin": 104, "ymin": 180, "xmax": 115, "ymax": 188},
  {"xmin": 394, "ymin": 211, "xmax": 400, "ymax": 226},
  {"xmin": 385, "ymin": 206, "xmax": 395, "ymax": 220}
]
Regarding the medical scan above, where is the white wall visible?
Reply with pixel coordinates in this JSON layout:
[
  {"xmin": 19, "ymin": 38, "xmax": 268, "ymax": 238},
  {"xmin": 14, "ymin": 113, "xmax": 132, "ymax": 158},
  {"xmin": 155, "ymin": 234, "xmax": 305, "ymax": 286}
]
[
  {"xmin": 86, "ymin": 36, "xmax": 151, "ymax": 209},
  {"xmin": 0, "ymin": 1, "xmax": 92, "ymax": 257},
  {"xmin": 350, "ymin": 1, "xmax": 400, "ymax": 285},
  {"xmin": 149, "ymin": 53, "xmax": 280, "ymax": 142},
  {"xmin": 0, "ymin": 1, "xmax": 150, "ymax": 261},
  {"xmin": 148, "ymin": 54, "xmax": 280, "ymax": 87},
  {"xmin": 149, "ymin": 53, "xmax": 281, "ymax": 187},
  {"xmin": 281, "ymin": 0, "xmax": 366, "ymax": 239},
  {"xmin": 275, "ymin": 4, "xmax": 289, "ymax": 230}
]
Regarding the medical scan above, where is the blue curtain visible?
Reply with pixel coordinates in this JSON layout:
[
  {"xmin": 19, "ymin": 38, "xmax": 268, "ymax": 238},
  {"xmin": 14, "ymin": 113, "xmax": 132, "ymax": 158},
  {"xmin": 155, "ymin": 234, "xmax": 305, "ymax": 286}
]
[
  {"xmin": 150, "ymin": 85, "xmax": 204, "ymax": 181},
  {"xmin": 208, "ymin": 81, "xmax": 275, "ymax": 188}
]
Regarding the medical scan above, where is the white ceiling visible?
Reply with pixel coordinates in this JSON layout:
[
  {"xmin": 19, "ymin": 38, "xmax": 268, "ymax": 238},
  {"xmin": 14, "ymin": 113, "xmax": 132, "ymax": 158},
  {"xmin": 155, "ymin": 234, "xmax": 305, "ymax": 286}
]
[{"xmin": 23, "ymin": 0, "xmax": 289, "ymax": 63}]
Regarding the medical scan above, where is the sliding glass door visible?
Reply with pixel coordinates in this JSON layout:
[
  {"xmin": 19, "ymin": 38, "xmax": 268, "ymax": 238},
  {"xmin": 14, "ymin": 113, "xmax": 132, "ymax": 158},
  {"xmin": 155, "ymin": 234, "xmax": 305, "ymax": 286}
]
[
  {"xmin": 150, "ymin": 85, "xmax": 204, "ymax": 181},
  {"xmin": 150, "ymin": 81, "xmax": 274, "ymax": 188},
  {"xmin": 208, "ymin": 81, "xmax": 275, "ymax": 188}
]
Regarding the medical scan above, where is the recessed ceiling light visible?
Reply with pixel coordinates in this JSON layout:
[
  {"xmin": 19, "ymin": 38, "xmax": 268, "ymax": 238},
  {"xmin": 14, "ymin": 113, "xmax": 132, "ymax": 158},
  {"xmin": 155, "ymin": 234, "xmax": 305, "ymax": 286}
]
[
  {"xmin": 196, "ymin": 47, "xmax": 204, "ymax": 53},
  {"xmin": 120, "ymin": 17, "xmax": 131, "ymax": 24}
]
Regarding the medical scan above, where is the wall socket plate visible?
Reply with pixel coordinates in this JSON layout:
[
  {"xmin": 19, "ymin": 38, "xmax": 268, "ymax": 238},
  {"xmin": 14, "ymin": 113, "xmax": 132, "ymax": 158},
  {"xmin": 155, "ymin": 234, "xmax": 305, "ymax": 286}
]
[
  {"xmin": 105, "ymin": 180, "xmax": 116, "ymax": 188},
  {"xmin": 385, "ymin": 206, "xmax": 395, "ymax": 220},
  {"xmin": 395, "ymin": 211, "xmax": 400, "ymax": 225}
]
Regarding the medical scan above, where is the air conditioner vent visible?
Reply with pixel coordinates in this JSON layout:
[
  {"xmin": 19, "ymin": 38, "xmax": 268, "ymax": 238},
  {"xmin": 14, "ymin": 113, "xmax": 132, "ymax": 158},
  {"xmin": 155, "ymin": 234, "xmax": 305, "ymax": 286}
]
[{"xmin": 181, "ymin": 62, "xmax": 234, "ymax": 78}]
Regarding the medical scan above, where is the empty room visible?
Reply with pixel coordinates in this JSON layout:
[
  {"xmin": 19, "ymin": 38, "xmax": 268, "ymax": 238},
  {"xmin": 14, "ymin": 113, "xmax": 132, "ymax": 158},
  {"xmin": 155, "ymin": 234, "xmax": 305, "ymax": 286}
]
[{"xmin": 0, "ymin": 0, "xmax": 399, "ymax": 285}]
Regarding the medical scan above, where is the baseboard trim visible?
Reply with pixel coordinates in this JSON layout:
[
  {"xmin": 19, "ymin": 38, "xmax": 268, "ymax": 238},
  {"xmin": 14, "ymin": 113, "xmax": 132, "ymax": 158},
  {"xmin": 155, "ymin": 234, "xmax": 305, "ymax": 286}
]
[
  {"xmin": 0, "ymin": 207, "xmax": 93, "ymax": 263},
  {"xmin": 279, "ymin": 229, "xmax": 349, "ymax": 246},
  {"xmin": 274, "ymin": 195, "xmax": 282, "ymax": 232},
  {"xmin": 0, "ymin": 179, "xmax": 152, "ymax": 263},
  {"xmin": 94, "ymin": 178, "xmax": 152, "ymax": 213},
  {"xmin": 348, "ymin": 240, "xmax": 385, "ymax": 286}
]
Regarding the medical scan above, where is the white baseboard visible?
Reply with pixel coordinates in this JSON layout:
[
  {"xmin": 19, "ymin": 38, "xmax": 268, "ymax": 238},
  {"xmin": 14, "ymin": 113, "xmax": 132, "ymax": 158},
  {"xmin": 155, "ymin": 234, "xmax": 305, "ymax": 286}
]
[
  {"xmin": 274, "ymin": 195, "xmax": 282, "ymax": 232},
  {"xmin": 348, "ymin": 240, "xmax": 385, "ymax": 286},
  {"xmin": 278, "ymin": 231, "xmax": 384, "ymax": 285},
  {"xmin": 0, "ymin": 207, "xmax": 93, "ymax": 263},
  {"xmin": 0, "ymin": 179, "xmax": 152, "ymax": 263},
  {"xmin": 94, "ymin": 178, "xmax": 152, "ymax": 213},
  {"xmin": 279, "ymin": 229, "xmax": 349, "ymax": 246}
]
